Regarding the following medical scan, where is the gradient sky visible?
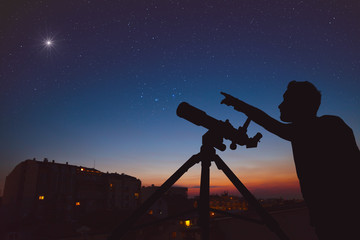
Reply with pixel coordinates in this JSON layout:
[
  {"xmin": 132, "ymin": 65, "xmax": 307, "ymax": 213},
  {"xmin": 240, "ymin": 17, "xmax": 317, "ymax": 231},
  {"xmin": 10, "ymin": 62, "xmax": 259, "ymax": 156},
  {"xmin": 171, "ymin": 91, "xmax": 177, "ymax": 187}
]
[{"xmin": 1, "ymin": 0, "xmax": 359, "ymax": 198}]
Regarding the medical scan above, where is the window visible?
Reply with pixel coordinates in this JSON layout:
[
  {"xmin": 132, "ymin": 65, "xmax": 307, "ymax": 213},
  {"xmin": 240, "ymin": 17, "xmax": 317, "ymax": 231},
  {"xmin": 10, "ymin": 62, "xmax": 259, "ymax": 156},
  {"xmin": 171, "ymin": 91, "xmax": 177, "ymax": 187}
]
[
  {"xmin": 39, "ymin": 195, "xmax": 45, "ymax": 200},
  {"xmin": 134, "ymin": 192, "xmax": 139, "ymax": 199},
  {"xmin": 76, "ymin": 202, "xmax": 80, "ymax": 206}
]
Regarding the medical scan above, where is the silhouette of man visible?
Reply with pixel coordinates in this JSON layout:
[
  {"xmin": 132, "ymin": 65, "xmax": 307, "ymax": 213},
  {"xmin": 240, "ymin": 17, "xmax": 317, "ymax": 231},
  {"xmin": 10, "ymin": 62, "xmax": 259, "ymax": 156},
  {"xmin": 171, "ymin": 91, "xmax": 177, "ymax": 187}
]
[{"xmin": 221, "ymin": 81, "xmax": 360, "ymax": 239}]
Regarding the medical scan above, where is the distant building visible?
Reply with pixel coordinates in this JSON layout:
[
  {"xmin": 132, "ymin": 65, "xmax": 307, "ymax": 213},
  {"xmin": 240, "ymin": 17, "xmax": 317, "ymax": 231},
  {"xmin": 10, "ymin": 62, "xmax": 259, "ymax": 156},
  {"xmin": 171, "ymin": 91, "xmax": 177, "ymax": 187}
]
[
  {"xmin": 141, "ymin": 185, "xmax": 189, "ymax": 218},
  {"xmin": 107, "ymin": 173, "xmax": 141, "ymax": 210},
  {"xmin": 2, "ymin": 158, "xmax": 141, "ymax": 221},
  {"xmin": 209, "ymin": 193, "xmax": 248, "ymax": 213}
]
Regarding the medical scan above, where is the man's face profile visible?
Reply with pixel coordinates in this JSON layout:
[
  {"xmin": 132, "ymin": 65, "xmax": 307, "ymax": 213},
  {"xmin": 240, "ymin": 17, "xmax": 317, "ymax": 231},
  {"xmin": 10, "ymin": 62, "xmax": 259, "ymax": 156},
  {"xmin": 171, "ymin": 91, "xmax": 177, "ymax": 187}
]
[{"xmin": 278, "ymin": 90, "xmax": 299, "ymax": 123}]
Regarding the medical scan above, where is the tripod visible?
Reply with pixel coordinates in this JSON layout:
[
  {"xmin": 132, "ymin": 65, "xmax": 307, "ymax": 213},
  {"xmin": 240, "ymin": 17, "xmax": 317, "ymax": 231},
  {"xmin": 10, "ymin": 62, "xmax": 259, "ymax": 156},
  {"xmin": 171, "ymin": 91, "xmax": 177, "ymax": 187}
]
[{"xmin": 108, "ymin": 130, "xmax": 289, "ymax": 240}]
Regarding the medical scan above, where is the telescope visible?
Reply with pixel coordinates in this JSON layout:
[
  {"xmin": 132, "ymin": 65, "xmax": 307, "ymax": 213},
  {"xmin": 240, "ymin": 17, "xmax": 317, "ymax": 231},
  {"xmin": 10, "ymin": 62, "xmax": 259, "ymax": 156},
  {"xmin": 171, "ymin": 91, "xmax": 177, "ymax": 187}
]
[
  {"xmin": 109, "ymin": 102, "xmax": 289, "ymax": 240},
  {"xmin": 176, "ymin": 102, "xmax": 262, "ymax": 151}
]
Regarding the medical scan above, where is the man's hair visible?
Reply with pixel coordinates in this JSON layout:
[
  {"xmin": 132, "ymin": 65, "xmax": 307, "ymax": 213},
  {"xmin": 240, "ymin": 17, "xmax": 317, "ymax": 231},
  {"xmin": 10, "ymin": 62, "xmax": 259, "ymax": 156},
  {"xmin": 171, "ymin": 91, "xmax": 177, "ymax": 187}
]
[{"xmin": 287, "ymin": 81, "xmax": 321, "ymax": 115}]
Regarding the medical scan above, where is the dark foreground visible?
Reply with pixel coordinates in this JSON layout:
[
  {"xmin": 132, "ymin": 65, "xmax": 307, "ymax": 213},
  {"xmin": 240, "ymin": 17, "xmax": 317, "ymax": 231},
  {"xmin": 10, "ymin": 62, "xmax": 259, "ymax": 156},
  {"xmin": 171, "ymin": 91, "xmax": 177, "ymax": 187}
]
[{"xmin": 58, "ymin": 207, "xmax": 318, "ymax": 240}]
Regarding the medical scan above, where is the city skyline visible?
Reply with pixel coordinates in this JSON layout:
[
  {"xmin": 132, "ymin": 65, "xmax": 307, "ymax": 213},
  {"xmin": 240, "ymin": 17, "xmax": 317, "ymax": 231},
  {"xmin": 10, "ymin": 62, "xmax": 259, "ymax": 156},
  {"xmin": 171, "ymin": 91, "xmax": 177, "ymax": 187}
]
[
  {"xmin": 3, "ymin": 157, "xmax": 301, "ymax": 199},
  {"xmin": 1, "ymin": 1, "xmax": 359, "ymax": 199}
]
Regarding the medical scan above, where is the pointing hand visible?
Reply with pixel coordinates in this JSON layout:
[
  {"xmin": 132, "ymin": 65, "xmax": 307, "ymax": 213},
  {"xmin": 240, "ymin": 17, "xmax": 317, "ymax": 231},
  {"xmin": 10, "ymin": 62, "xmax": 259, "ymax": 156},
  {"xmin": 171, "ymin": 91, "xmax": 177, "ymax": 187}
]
[{"xmin": 220, "ymin": 92, "xmax": 245, "ymax": 112}]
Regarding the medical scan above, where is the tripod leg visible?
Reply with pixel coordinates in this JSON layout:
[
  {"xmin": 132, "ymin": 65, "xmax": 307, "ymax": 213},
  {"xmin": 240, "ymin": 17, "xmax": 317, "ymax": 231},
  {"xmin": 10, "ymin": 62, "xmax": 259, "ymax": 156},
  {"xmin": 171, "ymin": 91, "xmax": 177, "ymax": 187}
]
[
  {"xmin": 214, "ymin": 155, "xmax": 290, "ymax": 240},
  {"xmin": 199, "ymin": 158, "xmax": 211, "ymax": 240},
  {"xmin": 108, "ymin": 154, "xmax": 201, "ymax": 240}
]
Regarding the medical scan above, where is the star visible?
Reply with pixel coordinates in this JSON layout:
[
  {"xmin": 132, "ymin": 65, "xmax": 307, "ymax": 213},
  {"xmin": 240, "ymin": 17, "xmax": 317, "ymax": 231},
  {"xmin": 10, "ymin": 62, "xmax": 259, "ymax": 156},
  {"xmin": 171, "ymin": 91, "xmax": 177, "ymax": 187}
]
[
  {"xmin": 40, "ymin": 36, "xmax": 57, "ymax": 58},
  {"xmin": 44, "ymin": 39, "xmax": 54, "ymax": 48},
  {"xmin": 46, "ymin": 40, "xmax": 53, "ymax": 46}
]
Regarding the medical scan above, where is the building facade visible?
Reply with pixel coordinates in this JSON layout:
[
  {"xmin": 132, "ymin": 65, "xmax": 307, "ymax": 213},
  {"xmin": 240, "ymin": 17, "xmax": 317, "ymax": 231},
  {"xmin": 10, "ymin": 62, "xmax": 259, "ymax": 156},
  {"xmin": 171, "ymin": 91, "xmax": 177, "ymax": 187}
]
[{"xmin": 2, "ymin": 158, "xmax": 141, "ymax": 221}]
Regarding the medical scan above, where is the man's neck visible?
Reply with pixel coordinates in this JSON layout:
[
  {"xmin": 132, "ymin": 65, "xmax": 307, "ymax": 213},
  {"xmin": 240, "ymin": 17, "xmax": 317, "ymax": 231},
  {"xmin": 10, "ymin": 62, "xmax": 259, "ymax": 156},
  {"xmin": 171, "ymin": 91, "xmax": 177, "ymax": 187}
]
[{"xmin": 292, "ymin": 116, "xmax": 317, "ymax": 125}]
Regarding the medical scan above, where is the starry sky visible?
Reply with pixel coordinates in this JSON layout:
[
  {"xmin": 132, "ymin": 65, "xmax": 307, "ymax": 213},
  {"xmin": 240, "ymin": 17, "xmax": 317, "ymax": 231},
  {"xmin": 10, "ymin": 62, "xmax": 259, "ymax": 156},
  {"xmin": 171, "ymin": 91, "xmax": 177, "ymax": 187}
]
[{"xmin": 1, "ymin": 0, "xmax": 359, "ymax": 198}]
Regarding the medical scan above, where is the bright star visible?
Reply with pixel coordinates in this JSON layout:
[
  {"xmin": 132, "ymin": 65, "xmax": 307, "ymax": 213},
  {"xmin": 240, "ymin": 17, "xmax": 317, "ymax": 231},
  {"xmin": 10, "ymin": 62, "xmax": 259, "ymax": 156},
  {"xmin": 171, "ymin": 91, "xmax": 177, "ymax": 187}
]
[
  {"xmin": 40, "ymin": 35, "xmax": 58, "ymax": 58},
  {"xmin": 44, "ymin": 38, "xmax": 54, "ymax": 48}
]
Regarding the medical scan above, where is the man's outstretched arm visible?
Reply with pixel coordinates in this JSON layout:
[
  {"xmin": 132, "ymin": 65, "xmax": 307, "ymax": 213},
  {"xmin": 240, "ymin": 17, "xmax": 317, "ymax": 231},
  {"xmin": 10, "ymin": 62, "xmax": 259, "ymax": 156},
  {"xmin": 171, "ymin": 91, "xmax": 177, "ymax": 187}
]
[{"xmin": 221, "ymin": 92, "xmax": 293, "ymax": 141}]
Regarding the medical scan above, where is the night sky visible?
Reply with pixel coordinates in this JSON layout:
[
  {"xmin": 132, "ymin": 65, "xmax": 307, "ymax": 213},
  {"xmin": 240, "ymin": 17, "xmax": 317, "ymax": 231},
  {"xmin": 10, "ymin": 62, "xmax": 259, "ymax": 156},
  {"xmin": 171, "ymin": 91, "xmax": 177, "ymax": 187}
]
[{"xmin": 1, "ymin": 0, "xmax": 359, "ymax": 198}]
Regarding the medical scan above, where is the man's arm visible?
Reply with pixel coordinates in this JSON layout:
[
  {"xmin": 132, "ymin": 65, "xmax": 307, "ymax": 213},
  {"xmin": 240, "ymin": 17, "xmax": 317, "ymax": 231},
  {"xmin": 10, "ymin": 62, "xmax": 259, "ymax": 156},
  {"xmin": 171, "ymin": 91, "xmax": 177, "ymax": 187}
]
[{"xmin": 221, "ymin": 92, "xmax": 293, "ymax": 141}]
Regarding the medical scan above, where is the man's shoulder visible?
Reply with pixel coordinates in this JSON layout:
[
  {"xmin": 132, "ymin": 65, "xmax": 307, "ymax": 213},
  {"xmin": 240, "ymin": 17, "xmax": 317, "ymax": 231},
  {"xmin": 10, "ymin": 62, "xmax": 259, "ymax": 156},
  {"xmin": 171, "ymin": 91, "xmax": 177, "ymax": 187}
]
[
  {"xmin": 318, "ymin": 115, "xmax": 346, "ymax": 125},
  {"xmin": 318, "ymin": 115, "xmax": 352, "ymax": 132}
]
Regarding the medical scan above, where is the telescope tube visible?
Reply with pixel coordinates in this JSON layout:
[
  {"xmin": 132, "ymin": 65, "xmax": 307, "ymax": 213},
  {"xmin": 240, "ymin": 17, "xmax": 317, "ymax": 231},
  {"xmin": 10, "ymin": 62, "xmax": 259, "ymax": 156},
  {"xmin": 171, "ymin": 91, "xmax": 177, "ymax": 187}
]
[
  {"xmin": 176, "ymin": 102, "xmax": 220, "ymax": 130},
  {"xmin": 177, "ymin": 102, "xmax": 257, "ymax": 147}
]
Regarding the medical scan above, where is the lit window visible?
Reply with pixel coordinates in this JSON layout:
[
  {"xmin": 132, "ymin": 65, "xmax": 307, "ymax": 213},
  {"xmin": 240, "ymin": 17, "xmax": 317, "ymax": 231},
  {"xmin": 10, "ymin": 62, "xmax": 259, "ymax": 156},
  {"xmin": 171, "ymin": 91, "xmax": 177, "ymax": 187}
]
[
  {"xmin": 76, "ymin": 202, "xmax": 80, "ymax": 206},
  {"xmin": 110, "ymin": 183, "xmax": 113, "ymax": 188},
  {"xmin": 80, "ymin": 168, "xmax": 84, "ymax": 171},
  {"xmin": 185, "ymin": 220, "xmax": 191, "ymax": 227},
  {"xmin": 39, "ymin": 195, "xmax": 45, "ymax": 200},
  {"xmin": 148, "ymin": 210, "xmax": 153, "ymax": 215},
  {"xmin": 134, "ymin": 192, "xmax": 139, "ymax": 199}
]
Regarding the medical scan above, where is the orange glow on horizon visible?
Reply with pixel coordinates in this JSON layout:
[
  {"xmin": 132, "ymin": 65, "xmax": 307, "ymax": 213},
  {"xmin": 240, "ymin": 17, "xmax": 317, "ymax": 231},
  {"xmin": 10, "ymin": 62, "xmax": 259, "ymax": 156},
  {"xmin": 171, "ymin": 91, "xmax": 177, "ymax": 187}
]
[
  {"xmin": 140, "ymin": 176, "xmax": 301, "ymax": 198},
  {"xmin": 139, "ymin": 157, "xmax": 302, "ymax": 198},
  {"xmin": 174, "ymin": 174, "xmax": 301, "ymax": 198}
]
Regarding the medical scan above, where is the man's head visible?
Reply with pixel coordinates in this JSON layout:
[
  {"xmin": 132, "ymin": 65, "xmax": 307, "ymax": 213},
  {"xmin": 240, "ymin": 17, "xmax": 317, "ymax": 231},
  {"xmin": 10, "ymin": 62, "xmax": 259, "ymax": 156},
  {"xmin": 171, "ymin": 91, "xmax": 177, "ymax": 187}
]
[{"xmin": 278, "ymin": 81, "xmax": 321, "ymax": 123}]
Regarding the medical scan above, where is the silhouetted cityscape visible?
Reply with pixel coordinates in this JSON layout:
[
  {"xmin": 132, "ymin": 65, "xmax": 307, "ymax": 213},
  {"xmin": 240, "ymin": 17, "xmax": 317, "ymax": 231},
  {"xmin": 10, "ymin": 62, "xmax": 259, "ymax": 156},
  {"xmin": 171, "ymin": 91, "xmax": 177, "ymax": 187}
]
[{"xmin": 0, "ymin": 158, "xmax": 318, "ymax": 240}]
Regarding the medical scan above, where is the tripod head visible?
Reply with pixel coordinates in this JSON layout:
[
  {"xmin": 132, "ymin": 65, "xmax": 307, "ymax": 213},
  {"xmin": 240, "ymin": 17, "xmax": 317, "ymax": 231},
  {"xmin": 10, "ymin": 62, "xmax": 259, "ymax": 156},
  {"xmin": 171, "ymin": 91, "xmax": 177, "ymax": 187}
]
[{"xmin": 176, "ymin": 102, "xmax": 262, "ymax": 151}]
